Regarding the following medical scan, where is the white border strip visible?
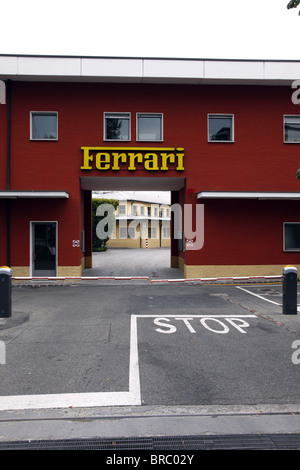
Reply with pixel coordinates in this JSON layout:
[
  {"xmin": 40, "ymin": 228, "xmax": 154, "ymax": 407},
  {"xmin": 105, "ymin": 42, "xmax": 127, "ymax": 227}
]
[{"xmin": 12, "ymin": 276, "xmax": 149, "ymax": 281}]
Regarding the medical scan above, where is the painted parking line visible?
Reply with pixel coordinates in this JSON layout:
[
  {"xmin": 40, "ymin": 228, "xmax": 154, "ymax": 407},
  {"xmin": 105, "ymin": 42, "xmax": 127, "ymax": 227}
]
[
  {"xmin": 0, "ymin": 315, "xmax": 141, "ymax": 411},
  {"xmin": 236, "ymin": 286, "xmax": 300, "ymax": 312},
  {"xmin": 236, "ymin": 286, "xmax": 282, "ymax": 306}
]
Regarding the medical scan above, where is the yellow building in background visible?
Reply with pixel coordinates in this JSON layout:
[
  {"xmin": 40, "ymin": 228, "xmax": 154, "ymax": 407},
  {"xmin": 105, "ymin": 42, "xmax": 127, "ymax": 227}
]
[{"xmin": 93, "ymin": 191, "xmax": 171, "ymax": 249}]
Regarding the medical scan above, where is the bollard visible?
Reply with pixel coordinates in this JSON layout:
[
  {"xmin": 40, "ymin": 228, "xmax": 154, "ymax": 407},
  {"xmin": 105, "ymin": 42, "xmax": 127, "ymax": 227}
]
[
  {"xmin": 0, "ymin": 266, "xmax": 12, "ymax": 318},
  {"xmin": 282, "ymin": 265, "xmax": 298, "ymax": 315}
]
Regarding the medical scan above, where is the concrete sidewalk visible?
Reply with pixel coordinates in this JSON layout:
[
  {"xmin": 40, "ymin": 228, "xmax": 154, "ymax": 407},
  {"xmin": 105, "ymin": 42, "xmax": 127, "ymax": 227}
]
[{"xmin": 0, "ymin": 403, "xmax": 300, "ymax": 448}]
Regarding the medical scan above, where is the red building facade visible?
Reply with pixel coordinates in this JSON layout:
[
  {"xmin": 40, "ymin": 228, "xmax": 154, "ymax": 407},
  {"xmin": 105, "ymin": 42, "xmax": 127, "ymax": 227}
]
[{"xmin": 1, "ymin": 55, "xmax": 300, "ymax": 278}]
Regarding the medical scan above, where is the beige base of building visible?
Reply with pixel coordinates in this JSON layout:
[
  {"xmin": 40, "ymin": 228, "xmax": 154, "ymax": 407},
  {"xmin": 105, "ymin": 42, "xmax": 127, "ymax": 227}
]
[
  {"xmin": 57, "ymin": 266, "xmax": 83, "ymax": 277},
  {"xmin": 171, "ymin": 256, "xmax": 298, "ymax": 278},
  {"xmin": 83, "ymin": 256, "xmax": 92, "ymax": 269},
  {"xmin": 183, "ymin": 264, "xmax": 298, "ymax": 279},
  {"xmin": 11, "ymin": 267, "xmax": 30, "ymax": 277},
  {"xmin": 11, "ymin": 266, "xmax": 83, "ymax": 278}
]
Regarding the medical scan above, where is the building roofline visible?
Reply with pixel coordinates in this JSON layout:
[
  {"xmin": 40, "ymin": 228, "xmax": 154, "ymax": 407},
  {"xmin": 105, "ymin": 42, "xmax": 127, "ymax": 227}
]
[
  {"xmin": 1, "ymin": 55, "xmax": 299, "ymax": 85},
  {"xmin": 1, "ymin": 53, "xmax": 300, "ymax": 63}
]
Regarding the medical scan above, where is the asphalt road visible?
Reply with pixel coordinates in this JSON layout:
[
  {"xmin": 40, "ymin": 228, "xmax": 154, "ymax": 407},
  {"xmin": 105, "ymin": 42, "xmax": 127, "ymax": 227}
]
[
  {"xmin": 0, "ymin": 248, "xmax": 300, "ymax": 446},
  {"xmin": 1, "ymin": 282, "xmax": 299, "ymax": 406}
]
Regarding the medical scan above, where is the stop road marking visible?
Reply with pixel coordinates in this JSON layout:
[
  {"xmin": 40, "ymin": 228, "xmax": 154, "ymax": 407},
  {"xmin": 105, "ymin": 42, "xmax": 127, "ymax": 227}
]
[{"xmin": 153, "ymin": 315, "xmax": 257, "ymax": 334}]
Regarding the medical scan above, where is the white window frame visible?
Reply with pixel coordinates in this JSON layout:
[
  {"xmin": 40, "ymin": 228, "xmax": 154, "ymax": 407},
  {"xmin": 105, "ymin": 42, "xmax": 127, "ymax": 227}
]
[
  {"xmin": 30, "ymin": 111, "xmax": 58, "ymax": 141},
  {"xmin": 136, "ymin": 113, "xmax": 163, "ymax": 141},
  {"xmin": 283, "ymin": 222, "xmax": 300, "ymax": 252},
  {"xmin": 208, "ymin": 114, "xmax": 234, "ymax": 142},
  {"xmin": 283, "ymin": 115, "xmax": 300, "ymax": 143},
  {"xmin": 104, "ymin": 112, "xmax": 131, "ymax": 141}
]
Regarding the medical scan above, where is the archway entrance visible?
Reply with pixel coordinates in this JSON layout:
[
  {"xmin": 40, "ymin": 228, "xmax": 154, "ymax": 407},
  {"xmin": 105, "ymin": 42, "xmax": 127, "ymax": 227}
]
[{"xmin": 81, "ymin": 177, "xmax": 185, "ymax": 279}]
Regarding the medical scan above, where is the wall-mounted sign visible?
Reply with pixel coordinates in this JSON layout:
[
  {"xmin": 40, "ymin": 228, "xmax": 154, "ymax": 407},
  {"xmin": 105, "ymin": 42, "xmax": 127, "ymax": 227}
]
[{"xmin": 80, "ymin": 147, "xmax": 184, "ymax": 172}]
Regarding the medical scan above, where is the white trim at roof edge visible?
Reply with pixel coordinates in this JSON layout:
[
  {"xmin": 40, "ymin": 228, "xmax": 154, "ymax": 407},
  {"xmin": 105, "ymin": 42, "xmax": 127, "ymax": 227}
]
[
  {"xmin": 0, "ymin": 191, "xmax": 69, "ymax": 199},
  {"xmin": 197, "ymin": 192, "xmax": 300, "ymax": 200},
  {"xmin": 0, "ymin": 55, "xmax": 300, "ymax": 85}
]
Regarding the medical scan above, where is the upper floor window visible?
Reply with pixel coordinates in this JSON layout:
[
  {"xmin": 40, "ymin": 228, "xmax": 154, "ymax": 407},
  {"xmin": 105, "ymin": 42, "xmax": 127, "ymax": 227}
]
[
  {"xmin": 104, "ymin": 112, "xmax": 130, "ymax": 141},
  {"xmin": 30, "ymin": 112, "xmax": 58, "ymax": 140},
  {"xmin": 284, "ymin": 115, "xmax": 300, "ymax": 143},
  {"xmin": 137, "ymin": 113, "xmax": 163, "ymax": 141},
  {"xmin": 208, "ymin": 114, "xmax": 234, "ymax": 142}
]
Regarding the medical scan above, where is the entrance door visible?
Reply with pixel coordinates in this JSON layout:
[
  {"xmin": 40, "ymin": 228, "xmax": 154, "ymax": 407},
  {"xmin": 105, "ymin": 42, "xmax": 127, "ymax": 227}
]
[{"xmin": 32, "ymin": 222, "xmax": 57, "ymax": 277}]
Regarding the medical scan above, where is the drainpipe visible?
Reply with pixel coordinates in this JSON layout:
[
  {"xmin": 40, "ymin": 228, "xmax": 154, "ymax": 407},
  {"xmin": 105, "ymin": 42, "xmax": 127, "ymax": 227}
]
[{"xmin": 6, "ymin": 80, "xmax": 11, "ymax": 267}]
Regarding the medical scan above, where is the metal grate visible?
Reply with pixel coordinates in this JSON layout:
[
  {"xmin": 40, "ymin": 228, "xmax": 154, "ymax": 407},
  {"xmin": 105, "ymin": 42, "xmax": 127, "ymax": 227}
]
[{"xmin": 0, "ymin": 433, "xmax": 300, "ymax": 450}]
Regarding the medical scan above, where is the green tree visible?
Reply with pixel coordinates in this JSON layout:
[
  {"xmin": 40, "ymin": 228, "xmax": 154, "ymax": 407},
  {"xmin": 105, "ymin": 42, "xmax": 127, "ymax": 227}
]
[
  {"xmin": 287, "ymin": 0, "xmax": 300, "ymax": 13},
  {"xmin": 92, "ymin": 198, "xmax": 119, "ymax": 251}
]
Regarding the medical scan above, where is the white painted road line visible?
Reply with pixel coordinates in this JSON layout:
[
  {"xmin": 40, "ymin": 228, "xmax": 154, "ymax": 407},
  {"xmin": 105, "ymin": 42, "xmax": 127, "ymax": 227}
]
[
  {"xmin": 129, "ymin": 315, "xmax": 141, "ymax": 403},
  {"xmin": 236, "ymin": 286, "xmax": 300, "ymax": 312},
  {"xmin": 0, "ymin": 315, "xmax": 142, "ymax": 411},
  {"xmin": 236, "ymin": 286, "xmax": 282, "ymax": 306}
]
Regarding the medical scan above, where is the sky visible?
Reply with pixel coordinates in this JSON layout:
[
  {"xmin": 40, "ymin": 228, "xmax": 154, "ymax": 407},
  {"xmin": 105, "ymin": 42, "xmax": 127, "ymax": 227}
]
[{"xmin": 0, "ymin": 0, "xmax": 299, "ymax": 60}]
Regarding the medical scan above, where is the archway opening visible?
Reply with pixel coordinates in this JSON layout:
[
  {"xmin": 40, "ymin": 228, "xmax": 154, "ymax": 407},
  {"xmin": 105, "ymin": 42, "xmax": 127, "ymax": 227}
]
[{"xmin": 81, "ymin": 177, "xmax": 185, "ymax": 279}]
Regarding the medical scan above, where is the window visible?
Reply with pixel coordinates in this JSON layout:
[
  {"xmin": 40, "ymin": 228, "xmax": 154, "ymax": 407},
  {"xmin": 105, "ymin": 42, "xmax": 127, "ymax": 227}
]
[
  {"xmin": 284, "ymin": 223, "xmax": 300, "ymax": 251},
  {"xmin": 208, "ymin": 114, "xmax": 234, "ymax": 142},
  {"xmin": 128, "ymin": 227, "xmax": 135, "ymax": 239},
  {"xmin": 163, "ymin": 227, "xmax": 170, "ymax": 238},
  {"xmin": 131, "ymin": 205, "xmax": 137, "ymax": 215},
  {"xmin": 31, "ymin": 112, "xmax": 58, "ymax": 140},
  {"xmin": 137, "ymin": 113, "xmax": 163, "ymax": 141},
  {"xmin": 148, "ymin": 227, "xmax": 158, "ymax": 238},
  {"xmin": 119, "ymin": 227, "xmax": 127, "ymax": 239},
  {"xmin": 119, "ymin": 205, "xmax": 126, "ymax": 215},
  {"xmin": 104, "ymin": 113, "xmax": 130, "ymax": 141},
  {"xmin": 284, "ymin": 115, "xmax": 300, "ymax": 143},
  {"xmin": 119, "ymin": 224, "xmax": 135, "ymax": 239}
]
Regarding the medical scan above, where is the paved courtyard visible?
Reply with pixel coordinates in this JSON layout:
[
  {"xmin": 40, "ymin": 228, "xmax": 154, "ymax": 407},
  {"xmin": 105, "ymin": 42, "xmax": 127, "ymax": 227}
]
[{"xmin": 83, "ymin": 247, "xmax": 182, "ymax": 279}]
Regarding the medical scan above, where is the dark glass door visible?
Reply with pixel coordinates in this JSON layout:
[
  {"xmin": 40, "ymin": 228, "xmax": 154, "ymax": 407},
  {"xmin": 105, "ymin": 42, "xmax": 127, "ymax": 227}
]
[{"xmin": 32, "ymin": 222, "xmax": 57, "ymax": 276}]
